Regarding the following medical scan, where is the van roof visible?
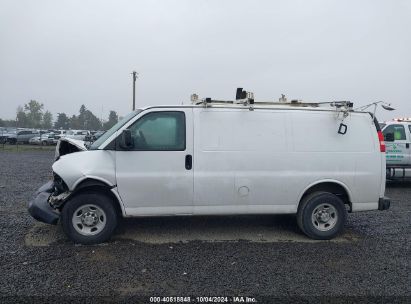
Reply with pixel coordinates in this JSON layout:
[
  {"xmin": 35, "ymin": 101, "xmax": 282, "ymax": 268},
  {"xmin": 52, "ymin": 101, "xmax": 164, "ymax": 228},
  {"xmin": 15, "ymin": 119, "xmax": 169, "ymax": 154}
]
[{"xmin": 138, "ymin": 103, "xmax": 366, "ymax": 114}]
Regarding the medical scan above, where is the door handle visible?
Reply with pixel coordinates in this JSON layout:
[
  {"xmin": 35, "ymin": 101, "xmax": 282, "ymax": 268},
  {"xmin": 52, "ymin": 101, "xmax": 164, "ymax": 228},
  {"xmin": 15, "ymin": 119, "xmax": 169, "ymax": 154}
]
[
  {"xmin": 185, "ymin": 154, "xmax": 192, "ymax": 170},
  {"xmin": 407, "ymin": 143, "xmax": 410, "ymax": 149}
]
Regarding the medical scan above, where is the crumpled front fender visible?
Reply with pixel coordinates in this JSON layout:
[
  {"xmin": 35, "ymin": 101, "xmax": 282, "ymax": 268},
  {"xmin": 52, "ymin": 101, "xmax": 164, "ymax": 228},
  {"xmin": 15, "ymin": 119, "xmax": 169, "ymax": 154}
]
[{"xmin": 52, "ymin": 150, "xmax": 116, "ymax": 191}]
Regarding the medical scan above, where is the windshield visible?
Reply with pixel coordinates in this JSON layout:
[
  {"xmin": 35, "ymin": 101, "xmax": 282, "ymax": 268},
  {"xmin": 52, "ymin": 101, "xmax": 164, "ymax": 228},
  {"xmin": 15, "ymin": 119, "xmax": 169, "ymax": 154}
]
[{"xmin": 89, "ymin": 110, "xmax": 141, "ymax": 150}]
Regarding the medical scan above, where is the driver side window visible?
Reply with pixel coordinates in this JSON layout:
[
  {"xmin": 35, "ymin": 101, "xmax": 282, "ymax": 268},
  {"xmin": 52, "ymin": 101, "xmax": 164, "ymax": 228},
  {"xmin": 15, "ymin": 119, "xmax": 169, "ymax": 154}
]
[{"xmin": 128, "ymin": 111, "xmax": 186, "ymax": 151}]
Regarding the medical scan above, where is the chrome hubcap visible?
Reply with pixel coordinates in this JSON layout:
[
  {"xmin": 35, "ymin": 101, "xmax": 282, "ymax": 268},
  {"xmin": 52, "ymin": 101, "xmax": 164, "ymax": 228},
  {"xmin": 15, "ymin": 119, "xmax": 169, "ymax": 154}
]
[
  {"xmin": 311, "ymin": 203, "xmax": 338, "ymax": 232},
  {"xmin": 72, "ymin": 204, "xmax": 106, "ymax": 236},
  {"xmin": 82, "ymin": 212, "xmax": 99, "ymax": 226}
]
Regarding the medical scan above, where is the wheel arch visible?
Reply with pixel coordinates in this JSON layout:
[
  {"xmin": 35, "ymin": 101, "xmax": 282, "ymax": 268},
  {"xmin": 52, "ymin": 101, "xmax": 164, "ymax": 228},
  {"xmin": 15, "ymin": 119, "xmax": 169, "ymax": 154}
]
[
  {"xmin": 298, "ymin": 180, "xmax": 352, "ymax": 211},
  {"xmin": 70, "ymin": 178, "xmax": 125, "ymax": 217}
]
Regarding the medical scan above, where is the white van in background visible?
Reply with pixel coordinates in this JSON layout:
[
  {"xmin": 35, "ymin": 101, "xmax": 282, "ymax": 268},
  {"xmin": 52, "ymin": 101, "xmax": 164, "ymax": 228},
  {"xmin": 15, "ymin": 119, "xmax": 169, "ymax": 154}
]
[
  {"xmin": 28, "ymin": 90, "xmax": 390, "ymax": 244},
  {"xmin": 382, "ymin": 119, "xmax": 411, "ymax": 179},
  {"xmin": 65, "ymin": 130, "xmax": 90, "ymax": 141}
]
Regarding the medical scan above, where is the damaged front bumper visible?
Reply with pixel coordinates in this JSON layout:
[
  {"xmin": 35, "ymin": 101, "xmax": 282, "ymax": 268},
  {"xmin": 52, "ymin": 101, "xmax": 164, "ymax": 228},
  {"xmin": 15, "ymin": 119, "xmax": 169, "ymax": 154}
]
[{"xmin": 28, "ymin": 181, "xmax": 60, "ymax": 225}]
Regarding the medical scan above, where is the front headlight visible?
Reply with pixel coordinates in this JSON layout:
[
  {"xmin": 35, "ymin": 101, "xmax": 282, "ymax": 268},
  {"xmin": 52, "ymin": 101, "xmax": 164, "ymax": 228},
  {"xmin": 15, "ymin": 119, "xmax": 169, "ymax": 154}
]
[{"xmin": 53, "ymin": 172, "xmax": 68, "ymax": 194}]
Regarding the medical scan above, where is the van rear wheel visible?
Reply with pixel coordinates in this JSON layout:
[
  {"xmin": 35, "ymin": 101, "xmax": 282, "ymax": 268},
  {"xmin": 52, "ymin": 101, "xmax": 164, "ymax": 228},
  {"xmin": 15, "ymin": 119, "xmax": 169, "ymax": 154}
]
[
  {"xmin": 297, "ymin": 191, "xmax": 347, "ymax": 240},
  {"xmin": 61, "ymin": 192, "xmax": 118, "ymax": 244}
]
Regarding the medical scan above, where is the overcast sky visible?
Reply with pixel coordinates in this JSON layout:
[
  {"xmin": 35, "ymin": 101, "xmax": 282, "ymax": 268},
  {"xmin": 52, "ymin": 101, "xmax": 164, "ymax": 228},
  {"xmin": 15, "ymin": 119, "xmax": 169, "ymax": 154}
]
[{"xmin": 0, "ymin": 0, "xmax": 410, "ymax": 121}]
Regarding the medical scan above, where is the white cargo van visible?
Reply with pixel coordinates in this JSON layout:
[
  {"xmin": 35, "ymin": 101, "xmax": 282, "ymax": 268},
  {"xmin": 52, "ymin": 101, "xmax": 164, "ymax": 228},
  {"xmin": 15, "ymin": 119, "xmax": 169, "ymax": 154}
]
[{"xmin": 28, "ymin": 92, "xmax": 390, "ymax": 244}]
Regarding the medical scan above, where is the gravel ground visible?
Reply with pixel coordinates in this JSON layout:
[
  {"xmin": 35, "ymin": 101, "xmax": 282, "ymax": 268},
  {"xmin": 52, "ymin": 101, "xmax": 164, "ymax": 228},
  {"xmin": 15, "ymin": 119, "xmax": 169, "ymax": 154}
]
[{"xmin": 0, "ymin": 151, "xmax": 410, "ymax": 303}]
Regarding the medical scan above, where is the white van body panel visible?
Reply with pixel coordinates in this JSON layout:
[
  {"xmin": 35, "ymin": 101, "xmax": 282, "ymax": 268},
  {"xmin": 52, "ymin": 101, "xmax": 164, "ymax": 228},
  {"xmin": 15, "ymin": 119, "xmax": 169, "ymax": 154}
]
[
  {"xmin": 191, "ymin": 108, "xmax": 381, "ymax": 214},
  {"xmin": 289, "ymin": 111, "xmax": 383, "ymax": 210},
  {"xmin": 193, "ymin": 109, "xmax": 293, "ymax": 214}
]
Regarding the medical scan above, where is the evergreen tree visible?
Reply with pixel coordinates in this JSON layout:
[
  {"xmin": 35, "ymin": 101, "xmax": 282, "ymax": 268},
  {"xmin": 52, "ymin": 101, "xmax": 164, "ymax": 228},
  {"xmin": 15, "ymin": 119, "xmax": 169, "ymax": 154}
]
[
  {"xmin": 16, "ymin": 106, "xmax": 28, "ymax": 127},
  {"xmin": 69, "ymin": 115, "xmax": 79, "ymax": 129},
  {"xmin": 78, "ymin": 105, "xmax": 87, "ymax": 129},
  {"xmin": 54, "ymin": 113, "xmax": 70, "ymax": 129},
  {"xmin": 103, "ymin": 111, "xmax": 118, "ymax": 130},
  {"xmin": 24, "ymin": 100, "xmax": 44, "ymax": 128},
  {"xmin": 42, "ymin": 111, "xmax": 53, "ymax": 129}
]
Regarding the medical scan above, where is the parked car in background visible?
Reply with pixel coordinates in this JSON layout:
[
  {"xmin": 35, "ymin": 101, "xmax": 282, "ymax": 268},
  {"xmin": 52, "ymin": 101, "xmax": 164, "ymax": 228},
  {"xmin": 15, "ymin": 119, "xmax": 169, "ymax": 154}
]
[
  {"xmin": 52, "ymin": 130, "xmax": 67, "ymax": 144},
  {"xmin": 7, "ymin": 129, "xmax": 39, "ymax": 144},
  {"xmin": 65, "ymin": 130, "xmax": 90, "ymax": 141},
  {"xmin": 29, "ymin": 133, "xmax": 56, "ymax": 145},
  {"xmin": 3, "ymin": 130, "xmax": 17, "ymax": 143},
  {"xmin": 0, "ymin": 128, "xmax": 15, "ymax": 144},
  {"xmin": 85, "ymin": 130, "xmax": 105, "ymax": 142},
  {"xmin": 53, "ymin": 130, "xmax": 66, "ymax": 137}
]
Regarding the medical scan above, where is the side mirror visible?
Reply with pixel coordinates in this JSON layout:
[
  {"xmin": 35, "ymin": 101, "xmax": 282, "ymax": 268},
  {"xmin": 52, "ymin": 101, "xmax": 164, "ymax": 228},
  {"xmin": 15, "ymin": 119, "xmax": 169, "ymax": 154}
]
[
  {"xmin": 384, "ymin": 133, "xmax": 394, "ymax": 142},
  {"xmin": 119, "ymin": 129, "xmax": 133, "ymax": 149}
]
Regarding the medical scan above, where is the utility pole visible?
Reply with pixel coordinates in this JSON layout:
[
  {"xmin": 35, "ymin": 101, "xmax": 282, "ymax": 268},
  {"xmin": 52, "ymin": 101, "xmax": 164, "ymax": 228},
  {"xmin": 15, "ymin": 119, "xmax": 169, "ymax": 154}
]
[
  {"xmin": 132, "ymin": 71, "xmax": 138, "ymax": 111},
  {"xmin": 100, "ymin": 105, "xmax": 103, "ymax": 129}
]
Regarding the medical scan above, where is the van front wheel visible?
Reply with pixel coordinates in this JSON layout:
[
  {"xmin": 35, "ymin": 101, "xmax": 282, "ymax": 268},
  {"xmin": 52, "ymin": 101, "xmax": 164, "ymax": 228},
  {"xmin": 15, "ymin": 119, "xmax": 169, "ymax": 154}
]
[
  {"xmin": 297, "ymin": 192, "xmax": 347, "ymax": 240},
  {"xmin": 61, "ymin": 192, "xmax": 118, "ymax": 244}
]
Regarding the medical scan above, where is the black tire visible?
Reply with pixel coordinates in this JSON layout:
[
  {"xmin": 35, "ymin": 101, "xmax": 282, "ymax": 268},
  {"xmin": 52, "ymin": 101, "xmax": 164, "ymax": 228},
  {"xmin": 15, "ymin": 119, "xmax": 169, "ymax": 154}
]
[
  {"xmin": 297, "ymin": 191, "xmax": 347, "ymax": 240},
  {"xmin": 61, "ymin": 192, "xmax": 118, "ymax": 244}
]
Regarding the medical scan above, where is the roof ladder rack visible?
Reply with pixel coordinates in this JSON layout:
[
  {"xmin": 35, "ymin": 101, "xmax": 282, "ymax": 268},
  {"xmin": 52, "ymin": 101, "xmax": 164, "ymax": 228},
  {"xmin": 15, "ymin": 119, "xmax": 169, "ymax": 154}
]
[{"xmin": 190, "ymin": 88, "xmax": 354, "ymax": 111}]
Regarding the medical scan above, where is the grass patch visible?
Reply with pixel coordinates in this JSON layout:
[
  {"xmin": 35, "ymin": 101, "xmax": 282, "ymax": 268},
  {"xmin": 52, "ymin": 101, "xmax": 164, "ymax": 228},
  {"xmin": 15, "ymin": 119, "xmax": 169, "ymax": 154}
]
[{"xmin": 0, "ymin": 144, "xmax": 55, "ymax": 152}]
